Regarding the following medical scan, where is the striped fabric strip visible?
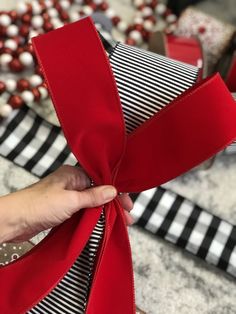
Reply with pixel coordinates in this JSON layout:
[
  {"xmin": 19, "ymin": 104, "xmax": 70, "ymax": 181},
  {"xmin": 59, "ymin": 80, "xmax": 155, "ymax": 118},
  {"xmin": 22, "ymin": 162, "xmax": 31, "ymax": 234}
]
[
  {"xmin": 0, "ymin": 105, "xmax": 77, "ymax": 177},
  {"xmin": 131, "ymin": 188, "xmax": 236, "ymax": 277},
  {"xmin": 109, "ymin": 43, "xmax": 199, "ymax": 133},
  {"xmin": 28, "ymin": 213, "xmax": 105, "ymax": 314}
]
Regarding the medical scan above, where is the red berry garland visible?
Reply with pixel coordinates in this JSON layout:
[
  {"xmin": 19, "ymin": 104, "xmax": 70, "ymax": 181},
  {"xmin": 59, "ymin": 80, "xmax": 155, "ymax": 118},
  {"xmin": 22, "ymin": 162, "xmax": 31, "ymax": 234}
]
[{"xmin": 0, "ymin": 0, "xmax": 176, "ymax": 118}]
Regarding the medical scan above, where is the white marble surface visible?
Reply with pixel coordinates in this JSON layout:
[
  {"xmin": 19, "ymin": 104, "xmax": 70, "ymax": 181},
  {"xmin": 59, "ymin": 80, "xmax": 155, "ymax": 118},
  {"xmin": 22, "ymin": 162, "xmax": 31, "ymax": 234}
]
[{"xmin": 1, "ymin": 1, "xmax": 236, "ymax": 313}]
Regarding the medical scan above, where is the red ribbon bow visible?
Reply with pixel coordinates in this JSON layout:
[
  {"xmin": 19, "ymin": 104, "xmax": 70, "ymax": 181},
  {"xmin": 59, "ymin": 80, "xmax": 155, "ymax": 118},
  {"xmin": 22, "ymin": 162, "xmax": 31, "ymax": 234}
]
[{"xmin": 1, "ymin": 17, "xmax": 236, "ymax": 314}]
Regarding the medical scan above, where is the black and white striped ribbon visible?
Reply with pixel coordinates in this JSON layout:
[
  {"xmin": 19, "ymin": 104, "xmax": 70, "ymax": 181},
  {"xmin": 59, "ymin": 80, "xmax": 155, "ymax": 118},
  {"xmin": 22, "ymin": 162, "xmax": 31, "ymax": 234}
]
[{"xmin": 109, "ymin": 43, "xmax": 199, "ymax": 133}]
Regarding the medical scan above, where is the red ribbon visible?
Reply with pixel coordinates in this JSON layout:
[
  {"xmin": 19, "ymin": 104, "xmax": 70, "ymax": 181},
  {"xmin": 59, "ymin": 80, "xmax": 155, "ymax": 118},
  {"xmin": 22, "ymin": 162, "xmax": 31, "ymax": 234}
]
[{"xmin": 1, "ymin": 17, "xmax": 236, "ymax": 314}]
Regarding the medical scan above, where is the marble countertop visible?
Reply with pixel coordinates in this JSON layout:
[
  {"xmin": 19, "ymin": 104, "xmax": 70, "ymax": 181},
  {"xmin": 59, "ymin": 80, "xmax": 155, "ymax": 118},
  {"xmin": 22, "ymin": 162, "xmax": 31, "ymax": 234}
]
[{"xmin": 1, "ymin": 1, "xmax": 236, "ymax": 313}]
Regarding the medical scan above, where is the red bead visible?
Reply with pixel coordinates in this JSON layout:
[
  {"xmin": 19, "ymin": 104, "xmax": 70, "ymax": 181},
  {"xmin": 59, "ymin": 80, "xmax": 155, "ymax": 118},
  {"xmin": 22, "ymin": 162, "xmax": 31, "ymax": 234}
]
[
  {"xmin": 55, "ymin": 3, "xmax": 62, "ymax": 12},
  {"xmin": 41, "ymin": 81, "xmax": 48, "ymax": 89},
  {"xmin": 26, "ymin": 43, "xmax": 35, "ymax": 55},
  {"xmin": 2, "ymin": 47, "xmax": 13, "ymax": 55},
  {"xmin": 85, "ymin": 0, "xmax": 92, "ymax": 4},
  {"xmin": 0, "ymin": 25, "xmax": 7, "ymax": 36},
  {"xmin": 26, "ymin": 3, "xmax": 33, "ymax": 14},
  {"xmin": 146, "ymin": 15, "xmax": 156, "ymax": 24},
  {"xmin": 0, "ymin": 40, "xmax": 4, "ymax": 50},
  {"xmin": 99, "ymin": 2, "xmax": 109, "ymax": 11},
  {"xmin": 198, "ymin": 26, "xmax": 206, "ymax": 34},
  {"xmin": 19, "ymin": 24, "xmax": 30, "ymax": 37},
  {"xmin": 141, "ymin": 29, "xmax": 150, "ymax": 42},
  {"xmin": 8, "ymin": 95, "xmax": 24, "ymax": 109},
  {"xmin": 89, "ymin": 3, "xmax": 97, "ymax": 11},
  {"xmin": 43, "ymin": 21, "xmax": 54, "ymax": 32},
  {"xmin": 134, "ymin": 24, "xmax": 143, "ymax": 32},
  {"xmin": 112, "ymin": 16, "xmax": 121, "ymax": 26},
  {"xmin": 39, "ymin": 1, "xmax": 47, "ymax": 12},
  {"xmin": 126, "ymin": 25, "xmax": 134, "ymax": 35},
  {"xmin": 35, "ymin": 65, "xmax": 43, "ymax": 75},
  {"xmin": 138, "ymin": 4, "xmax": 145, "ymax": 10},
  {"xmin": 125, "ymin": 38, "xmax": 136, "ymax": 46},
  {"xmin": 60, "ymin": 11, "xmax": 69, "ymax": 22},
  {"xmin": 17, "ymin": 79, "xmax": 30, "ymax": 91},
  {"xmin": 0, "ymin": 81, "xmax": 6, "ymax": 95},
  {"xmin": 42, "ymin": 12, "xmax": 50, "ymax": 22},
  {"xmin": 79, "ymin": 10, "xmax": 85, "ymax": 16},
  {"xmin": 21, "ymin": 13, "xmax": 32, "ymax": 24},
  {"xmin": 9, "ymin": 10, "xmax": 18, "ymax": 22},
  {"xmin": 150, "ymin": 0, "xmax": 158, "ymax": 9},
  {"xmin": 163, "ymin": 8, "xmax": 171, "ymax": 18},
  {"xmin": 31, "ymin": 87, "xmax": 41, "ymax": 102},
  {"xmin": 12, "ymin": 36, "xmax": 21, "ymax": 45},
  {"xmin": 9, "ymin": 58, "xmax": 24, "ymax": 72},
  {"xmin": 16, "ymin": 47, "xmax": 25, "ymax": 55}
]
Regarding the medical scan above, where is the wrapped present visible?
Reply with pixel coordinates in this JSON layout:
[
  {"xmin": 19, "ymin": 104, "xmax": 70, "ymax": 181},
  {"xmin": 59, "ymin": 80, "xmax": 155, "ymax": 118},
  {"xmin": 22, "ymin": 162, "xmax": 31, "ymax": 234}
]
[{"xmin": 175, "ymin": 7, "xmax": 236, "ymax": 73}]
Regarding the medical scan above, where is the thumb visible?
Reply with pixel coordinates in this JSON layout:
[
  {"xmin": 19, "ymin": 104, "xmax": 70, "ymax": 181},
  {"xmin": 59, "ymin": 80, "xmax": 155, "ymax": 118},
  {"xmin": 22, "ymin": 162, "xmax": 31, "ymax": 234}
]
[{"xmin": 69, "ymin": 185, "xmax": 117, "ymax": 214}]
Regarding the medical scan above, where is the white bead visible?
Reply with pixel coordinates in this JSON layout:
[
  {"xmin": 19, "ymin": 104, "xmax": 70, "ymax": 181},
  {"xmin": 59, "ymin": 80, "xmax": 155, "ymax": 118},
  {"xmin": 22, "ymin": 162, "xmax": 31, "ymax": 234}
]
[
  {"xmin": 69, "ymin": 11, "xmax": 80, "ymax": 23},
  {"xmin": 22, "ymin": 90, "xmax": 34, "ymax": 103},
  {"xmin": 117, "ymin": 21, "xmax": 128, "ymax": 32},
  {"xmin": 143, "ymin": 20, "xmax": 153, "ymax": 31},
  {"xmin": 74, "ymin": 0, "xmax": 83, "ymax": 3},
  {"xmin": 6, "ymin": 25, "xmax": 19, "ymax": 37},
  {"xmin": 4, "ymin": 39, "xmax": 17, "ymax": 51},
  {"xmin": 5, "ymin": 79, "xmax": 17, "ymax": 92},
  {"xmin": 83, "ymin": 5, "xmax": 93, "ymax": 15},
  {"xmin": 19, "ymin": 52, "xmax": 34, "ymax": 67},
  {"xmin": 155, "ymin": 3, "xmax": 167, "ymax": 15},
  {"xmin": 129, "ymin": 30, "xmax": 142, "ymax": 45},
  {"xmin": 134, "ymin": 17, "xmax": 144, "ymax": 25},
  {"xmin": 105, "ymin": 8, "xmax": 115, "ymax": 18},
  {"xmin": 0, "ymin": 54, "xmax": 13, "ymax": 68},
  {"xmin": 16, "ymin": 2, "xmax": 28, "ymax": 15},
  {"xmin": 38, "ymin": 86, "xmax": 48, "ymax": 100},
  {"xmin": 1, "ymin": 92, "xmax": 10, "ymax": 101},
  {"xmin": 32, "ymin": 1, "xmax": 42, "ymax": 15},
  {"xmin": 166, "ymin": 14, "xmax": 177, "ymax": 23},
  {"xmin": 60, "ymin": 0, "xmax": 70, "ymax": 10},
  {"xmin": 0, "ymin": 104, "xmax": 13, "ymax": 118},
  {"xmin": 48, "ymin": 8, "xmax": 59, "ymax": 18},
  {"xmin": 45, "ymin": 0, "xmax": 53, "ymax": 8},
  {"xmin": 134, "ymin": 0, "xmax": 144, "ymax": 6},
  {"xmin": 29, "ymin": 30, "xmax": 39, "ymax": 40},
  {"xmin": 51, "ymin": 18, "xmax": 64, "ymax": 28},
  {"xmin": 94, "ymin": 0, "xmax": 103, "ymax": 4},
  {"xmin": 142, "ymin": 7, "xmax": 153, "ymax": 17},
  {"xmin": 30, "ymin": 74, "xmax": 43, "ymax": 87},
  {"xmin": 32, "ymin": 15, "xmax": 44, "ymax": 29},
  {"xmin": 0, "ymin": 14, "xmax": 11, "ymax": 27}
]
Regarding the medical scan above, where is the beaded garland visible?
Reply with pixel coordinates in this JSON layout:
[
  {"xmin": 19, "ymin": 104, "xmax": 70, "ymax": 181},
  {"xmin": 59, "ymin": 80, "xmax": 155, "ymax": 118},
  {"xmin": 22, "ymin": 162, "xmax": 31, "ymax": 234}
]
[{"xmin": 0, "ymin": 0, "xmax": 176, "ymax": 118}]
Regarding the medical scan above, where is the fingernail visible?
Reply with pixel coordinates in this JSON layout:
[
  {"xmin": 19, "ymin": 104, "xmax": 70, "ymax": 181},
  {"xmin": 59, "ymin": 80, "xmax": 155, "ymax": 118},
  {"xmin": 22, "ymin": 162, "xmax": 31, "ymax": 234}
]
[{"xmin": 103, "ymin": 186, "xmax": 117, "ymax": 202}]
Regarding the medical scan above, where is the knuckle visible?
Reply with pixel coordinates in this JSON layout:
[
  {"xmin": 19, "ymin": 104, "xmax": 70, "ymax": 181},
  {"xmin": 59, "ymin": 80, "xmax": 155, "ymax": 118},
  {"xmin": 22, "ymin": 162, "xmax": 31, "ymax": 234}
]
[{"xmin": 88, "ymin": 189, "xmax": 99, "ymax": 207}]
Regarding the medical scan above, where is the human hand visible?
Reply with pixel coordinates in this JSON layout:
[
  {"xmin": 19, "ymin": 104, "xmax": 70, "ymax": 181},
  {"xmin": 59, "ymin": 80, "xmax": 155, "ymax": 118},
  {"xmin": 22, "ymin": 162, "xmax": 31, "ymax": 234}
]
[{"xmin": 0, "ymin": 165, "xmax": 133, "ymax": 243}]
